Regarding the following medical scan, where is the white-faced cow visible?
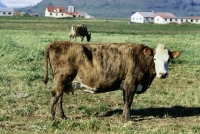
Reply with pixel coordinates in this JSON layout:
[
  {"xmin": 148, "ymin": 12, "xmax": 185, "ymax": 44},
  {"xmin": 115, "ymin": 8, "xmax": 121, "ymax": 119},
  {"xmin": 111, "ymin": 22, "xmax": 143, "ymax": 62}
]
[
  {"xmin": 69, "ymin": 24, "xmax": 91, "ymax": 42},
  {"xmin": 43, "ymin": 41, "xmax": 180, "ymax": 121}
]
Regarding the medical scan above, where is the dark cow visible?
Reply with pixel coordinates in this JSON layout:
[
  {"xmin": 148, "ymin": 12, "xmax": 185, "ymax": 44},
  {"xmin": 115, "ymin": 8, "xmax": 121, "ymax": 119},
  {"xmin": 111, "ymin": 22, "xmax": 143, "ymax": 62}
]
[
  {"xmin": 43, "ymin": 41, "xmax": 180, "ymax": 120},
  {"xmin": 69, "ymin": 24, "xmax": 91, "ymax": 42}
]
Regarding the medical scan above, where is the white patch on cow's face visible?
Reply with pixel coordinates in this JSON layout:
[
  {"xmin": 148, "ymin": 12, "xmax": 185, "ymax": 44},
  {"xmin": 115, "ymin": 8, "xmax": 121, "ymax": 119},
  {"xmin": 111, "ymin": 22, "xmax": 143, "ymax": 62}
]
[{"xmin": 153, "ymin": 44, "xmax": 170, "ymax": 78}]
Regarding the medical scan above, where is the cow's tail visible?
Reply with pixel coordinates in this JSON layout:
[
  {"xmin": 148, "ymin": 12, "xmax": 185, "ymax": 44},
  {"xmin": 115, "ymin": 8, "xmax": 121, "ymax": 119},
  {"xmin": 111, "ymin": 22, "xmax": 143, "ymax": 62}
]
[{"xmin": 43, "ymin": 47, "xmax": 49, "ymax": 85}]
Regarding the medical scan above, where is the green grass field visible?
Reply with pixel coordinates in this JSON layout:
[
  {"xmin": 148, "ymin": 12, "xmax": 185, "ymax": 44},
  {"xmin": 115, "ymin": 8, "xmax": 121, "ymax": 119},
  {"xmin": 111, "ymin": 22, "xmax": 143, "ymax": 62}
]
[{"xmin": 0, "ymin": 17, "xmax": 200, "ymax": 134}]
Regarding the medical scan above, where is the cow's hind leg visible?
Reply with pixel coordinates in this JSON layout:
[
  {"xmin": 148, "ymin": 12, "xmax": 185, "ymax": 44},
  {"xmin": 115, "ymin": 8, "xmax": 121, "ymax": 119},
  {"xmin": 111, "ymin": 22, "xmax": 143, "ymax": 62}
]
[
  {"xmin": 50, "ymin": 72, "xmax": 76, "ymax": 119},
  {"xmin": 50, "ymin": 84, "xmax": 67, "ymax": 119},
  {"xmin": 57, "ymin": 94, "xmax": 67, "ymax": 119},
  {"xmin": 50, "ymin": 90, "xmax": 60, "ymax": 119}
]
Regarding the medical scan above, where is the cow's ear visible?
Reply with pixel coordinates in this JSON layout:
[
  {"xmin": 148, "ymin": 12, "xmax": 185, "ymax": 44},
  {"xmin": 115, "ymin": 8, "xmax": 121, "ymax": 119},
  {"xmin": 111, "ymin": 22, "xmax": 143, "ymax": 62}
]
[
  {"xmin": 170, "ymin": 51, "xmax": 181, "ymax": 59},
  {"xmin": 143, "ymin": 48, "xmax": 153, "ymax": 57}
]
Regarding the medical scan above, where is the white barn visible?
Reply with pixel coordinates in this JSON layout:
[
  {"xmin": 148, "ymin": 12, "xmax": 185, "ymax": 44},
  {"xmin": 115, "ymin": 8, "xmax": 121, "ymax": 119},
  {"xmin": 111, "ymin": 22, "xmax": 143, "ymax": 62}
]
[
  {"xmin": 131, "ymin": 12, "xmax": 156, "ymax": 23},
  {"xmin": 0, "ymin": 8, "xmax": 14, "ymax": 16},
  {"xmin": 154, "ymin": 13, "xmax": 176, "ymax": 24}
]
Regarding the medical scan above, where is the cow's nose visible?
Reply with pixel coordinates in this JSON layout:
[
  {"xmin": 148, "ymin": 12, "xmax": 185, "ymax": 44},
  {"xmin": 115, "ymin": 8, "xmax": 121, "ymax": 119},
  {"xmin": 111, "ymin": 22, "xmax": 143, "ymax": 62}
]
[{"xmin": 159, "ymin": 73, "xmax": 168, "ymax": 78}]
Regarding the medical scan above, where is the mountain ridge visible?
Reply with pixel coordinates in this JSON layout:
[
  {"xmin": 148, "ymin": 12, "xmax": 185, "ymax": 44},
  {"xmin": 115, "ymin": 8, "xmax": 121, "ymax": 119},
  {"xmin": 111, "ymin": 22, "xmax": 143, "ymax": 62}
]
[
  {"xmin": 13, "ymin": 0, "xmax": 200, "ymax": 18},
  {"xmin": 0, "ymin": 1, "xmax": 7, "ymax": 8}
]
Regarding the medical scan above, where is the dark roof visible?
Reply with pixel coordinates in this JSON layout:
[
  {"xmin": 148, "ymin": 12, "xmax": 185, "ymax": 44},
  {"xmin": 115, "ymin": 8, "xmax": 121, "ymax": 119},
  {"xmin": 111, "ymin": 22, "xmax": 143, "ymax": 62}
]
[
  {"xmin": 137, "ymin": 12, "xmax": 176, "ymax": 18},
  {"xmin": 138, "ymin": 12, "xmax": 156, "ymax": 17}
]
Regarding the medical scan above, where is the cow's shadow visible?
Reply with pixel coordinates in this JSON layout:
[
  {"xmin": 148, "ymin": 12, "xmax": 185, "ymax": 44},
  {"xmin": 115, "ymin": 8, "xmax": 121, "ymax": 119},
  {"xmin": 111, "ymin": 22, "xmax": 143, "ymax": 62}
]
[{"xmin": 104, "ymin": 106, "xmax": 200, "ymax": 120}]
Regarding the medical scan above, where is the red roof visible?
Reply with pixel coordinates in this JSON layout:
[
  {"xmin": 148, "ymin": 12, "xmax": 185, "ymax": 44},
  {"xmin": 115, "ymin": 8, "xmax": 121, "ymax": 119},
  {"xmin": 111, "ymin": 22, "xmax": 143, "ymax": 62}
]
[
  {"xmin": 187, "ymin": 16, "xmax": 200, "ymax": 20},
  {"xmin": 46, "ymin": 6, "xmax": 82, "ymax": 16},
  {"xmin": 155, "ymin": 12, "xmax": 176, "ymax": 18},
  {"xmin": 46, "ymin": 6, "xmax": 67, "ymax": 13}
]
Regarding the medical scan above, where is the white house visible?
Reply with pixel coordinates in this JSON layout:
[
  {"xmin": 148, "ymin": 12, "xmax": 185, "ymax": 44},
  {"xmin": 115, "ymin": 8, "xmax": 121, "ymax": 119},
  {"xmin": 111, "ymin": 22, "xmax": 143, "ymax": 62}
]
[
  {"xmin": 154, "ymin": 13, "xmax": 176, "ymax": 24},
  {"xmin": 0, "ymin": 8, "xmax": 14, "ymax": 16},
  {"xmin": 131, "ymin": 12, "xmax": 156, "ymax": 23},
  {"xmin": 45, "ymin": 6, "xmax": 83, "ymax": 18}
]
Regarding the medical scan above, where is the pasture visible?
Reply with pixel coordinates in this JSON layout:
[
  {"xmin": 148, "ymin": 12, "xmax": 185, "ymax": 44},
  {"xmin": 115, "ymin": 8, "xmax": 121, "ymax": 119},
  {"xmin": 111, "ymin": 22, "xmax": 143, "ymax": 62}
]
[{"xmin": 0, "ymin": 17, "xmax": 200, "ymax": 133}]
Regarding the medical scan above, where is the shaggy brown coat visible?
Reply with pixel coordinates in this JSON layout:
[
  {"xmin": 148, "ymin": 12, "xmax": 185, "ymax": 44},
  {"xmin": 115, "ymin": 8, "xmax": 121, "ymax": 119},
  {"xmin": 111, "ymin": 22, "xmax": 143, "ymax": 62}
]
[{"xmin": 44, "ymin": 41, "xmax": 157, "ymax": 120}]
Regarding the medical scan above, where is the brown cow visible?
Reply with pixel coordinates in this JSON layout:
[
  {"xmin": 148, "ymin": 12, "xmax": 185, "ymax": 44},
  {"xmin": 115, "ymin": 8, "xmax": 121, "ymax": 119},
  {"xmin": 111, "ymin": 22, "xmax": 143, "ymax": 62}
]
[
  {"xmin": 69, "ymin": 24, "xmax": 91, "ymax": 42},
  {"xmin": 43, "ymin": 41, "xmax": 180, "ymax": 121}
]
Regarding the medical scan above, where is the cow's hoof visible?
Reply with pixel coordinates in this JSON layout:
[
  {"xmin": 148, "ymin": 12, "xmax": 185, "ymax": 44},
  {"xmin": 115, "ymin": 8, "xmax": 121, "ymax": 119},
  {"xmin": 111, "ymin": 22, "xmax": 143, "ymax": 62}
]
[
  {"xmin": 50, "ymin": 116, "xmax": 55, "ymax": 120},
  {"xmin": 60, "ymin": 115, "xmax": 67, "ymax": 120}
]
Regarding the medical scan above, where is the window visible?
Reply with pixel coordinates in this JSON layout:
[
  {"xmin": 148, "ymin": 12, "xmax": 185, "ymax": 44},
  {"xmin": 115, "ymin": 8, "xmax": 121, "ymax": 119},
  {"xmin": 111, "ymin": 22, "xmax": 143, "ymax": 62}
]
[
  {"xmin": 3, "ymin": 12, "xmax": 6, "ymax": 14},
  {"xmin": 170, "ymin": 19, "xmax": 172, "ymax": 21},
  {"xmin": 50, "ymin": 13, "xmax": 52, "ymax": 15},
  {"xmin": 157, "ymin": 19, "xmax": 159, "ymax": 21},
  {"xmin": 165, "ymin": 19, "xmax": 167, "ymax": 21}
]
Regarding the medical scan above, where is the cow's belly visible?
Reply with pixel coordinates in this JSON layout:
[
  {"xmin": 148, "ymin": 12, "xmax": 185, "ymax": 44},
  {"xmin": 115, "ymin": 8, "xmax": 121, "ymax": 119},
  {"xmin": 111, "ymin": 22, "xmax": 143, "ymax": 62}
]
[
  {"xmin": 67, "ymin": 78, "xmax": 122, "ymax": 94},
  {"xmin": 71, "ymin": 81, "xmax": 97, "ymax": 93},
  {"xmin": 67, "ymin": 81, "xmax": 146, "ymax": 94}
]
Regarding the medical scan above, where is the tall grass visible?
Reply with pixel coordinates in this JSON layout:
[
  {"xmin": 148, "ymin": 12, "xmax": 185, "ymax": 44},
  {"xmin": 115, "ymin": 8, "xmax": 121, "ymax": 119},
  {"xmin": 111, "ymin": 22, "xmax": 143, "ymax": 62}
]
[{"xmin": 0, "ymin": 17, "xmax": 200, "ymax": 133}]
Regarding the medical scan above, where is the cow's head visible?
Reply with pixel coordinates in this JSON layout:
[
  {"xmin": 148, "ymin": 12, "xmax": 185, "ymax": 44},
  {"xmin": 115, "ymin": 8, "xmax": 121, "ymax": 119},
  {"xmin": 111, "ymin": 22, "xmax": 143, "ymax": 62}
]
[
  {"xmin": 153, "ymin": 44, "xmax": 180, "ymax": 78},
  {"xmin": 86, "ymin": 33, "xmax": 91, "ymax": 42}
]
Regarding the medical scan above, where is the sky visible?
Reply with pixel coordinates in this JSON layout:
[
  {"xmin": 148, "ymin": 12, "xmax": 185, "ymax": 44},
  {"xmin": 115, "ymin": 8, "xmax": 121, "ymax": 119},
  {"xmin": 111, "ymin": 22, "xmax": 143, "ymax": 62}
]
[{"xmin": 1, "ymin": 0, "xmax": 42, "ymax": 8}]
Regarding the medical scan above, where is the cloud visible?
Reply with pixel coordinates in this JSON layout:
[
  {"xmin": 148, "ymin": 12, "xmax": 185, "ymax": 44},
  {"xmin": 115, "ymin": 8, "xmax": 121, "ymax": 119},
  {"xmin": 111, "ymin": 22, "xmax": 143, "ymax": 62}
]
[{"xmin": 1, "ymin": 0, "xmax": 42, "ymax": 8}]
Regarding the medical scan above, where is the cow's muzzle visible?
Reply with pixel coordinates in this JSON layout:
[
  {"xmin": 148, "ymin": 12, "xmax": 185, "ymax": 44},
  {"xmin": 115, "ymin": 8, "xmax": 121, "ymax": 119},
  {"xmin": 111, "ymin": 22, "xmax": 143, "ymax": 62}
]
[{"xmin": 157, "ymin": 72, "xmax": 168, "ymax": 79}]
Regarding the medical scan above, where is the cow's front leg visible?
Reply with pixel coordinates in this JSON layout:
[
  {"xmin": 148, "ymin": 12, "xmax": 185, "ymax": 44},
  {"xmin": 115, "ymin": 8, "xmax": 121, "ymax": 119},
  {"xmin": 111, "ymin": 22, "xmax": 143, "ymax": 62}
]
[
  {"xmin": 69, "ymin": 34, "xmax": 72, "ymax": 41},
  {"xmin": 122, "ymin": 81, "xmax": 136, "ymax": 121},
  {"xmin": 122, "ymin": 90, "xmax": 135, "ymax": 120},
  {"xmin": 81, "ymin": 36, "xmax": 84, "ymax": 42}
]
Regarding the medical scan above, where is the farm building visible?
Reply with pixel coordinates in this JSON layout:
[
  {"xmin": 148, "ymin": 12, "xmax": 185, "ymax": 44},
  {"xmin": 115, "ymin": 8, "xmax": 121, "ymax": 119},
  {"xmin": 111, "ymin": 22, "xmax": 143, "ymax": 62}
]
[
  {"xmin": 45, "ymin": 6, "xmax": 82, "ymax": 18},
  {"xmin": 176, "ymin": 17, "xmax": 200, "ymax": 24},
  {"xmin": 154, "ymin": 13, "xmax": 176, "ymax": 24},
  {"xmin": 131, "ymin": 12, "xmax": 176, "ymax": 24},
  {"xmin": 0, "ymin": 8, "xmax": 14, "ymax": 16},
  {"xmin": 131, "ymin": 11, "xmax": 200, "ymax": 24},
  {"xmin": 131, "ymin": 12, "xmax": 156, "ymax": 23}
]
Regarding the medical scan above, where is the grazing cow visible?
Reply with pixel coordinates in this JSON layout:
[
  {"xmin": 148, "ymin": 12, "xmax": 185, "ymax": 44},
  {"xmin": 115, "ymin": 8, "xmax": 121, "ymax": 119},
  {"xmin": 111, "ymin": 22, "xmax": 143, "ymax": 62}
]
[
  {"xmin": 43, "ymin": 41, "xmax": 180, "ymax": 120},
  {"xmin": 69, "ymin": 24, "xmax": 91, "ymax": 42}
]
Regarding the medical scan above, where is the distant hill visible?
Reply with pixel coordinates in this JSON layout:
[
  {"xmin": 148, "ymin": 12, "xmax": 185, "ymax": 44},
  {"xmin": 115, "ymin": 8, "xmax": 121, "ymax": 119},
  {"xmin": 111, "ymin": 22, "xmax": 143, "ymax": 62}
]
[
  {"xmin": 0, "ymin": 1, "xmax": 7, "ymax": 7},
  {"xmin": 15, "ymin": 0, "xmax": 200, "ymax": 18}
]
